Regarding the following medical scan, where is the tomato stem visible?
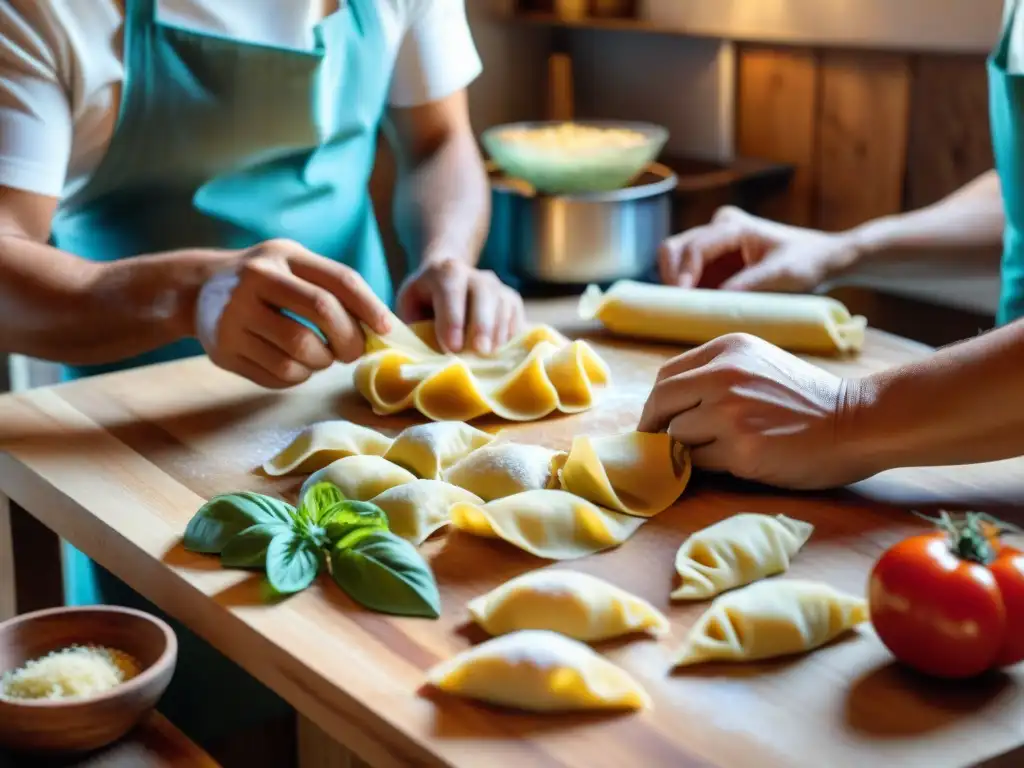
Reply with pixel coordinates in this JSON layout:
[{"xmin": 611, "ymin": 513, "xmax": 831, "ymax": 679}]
[{"xmin": 911, "ymin": 509, "xmax": 1021, "ymax": 565}]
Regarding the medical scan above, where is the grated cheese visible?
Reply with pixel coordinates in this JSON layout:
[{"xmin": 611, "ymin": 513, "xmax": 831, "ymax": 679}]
[{"xmin": 0, "ymin": 644, "xmax": 141, "ymax": 701}]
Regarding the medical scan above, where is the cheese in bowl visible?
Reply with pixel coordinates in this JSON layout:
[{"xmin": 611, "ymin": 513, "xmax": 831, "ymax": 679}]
[
  {"xmin": 482, "ymin": 120, "xmax": 668, "ymax": 195},
  {"xmin": 1, "ymin": 644, "xmax": 141, "ymax": 701}
]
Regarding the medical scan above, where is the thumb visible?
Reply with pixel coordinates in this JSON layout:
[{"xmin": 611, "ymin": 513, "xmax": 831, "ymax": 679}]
[{"xmin": 719, "ymin": 260, "xmax": 789, "ymax": 292}]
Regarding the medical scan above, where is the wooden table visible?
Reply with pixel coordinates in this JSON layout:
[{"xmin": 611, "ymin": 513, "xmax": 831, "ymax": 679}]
[{"xmin": 2, "ymin": 298, "xmax": 1024, "ymax": 768}]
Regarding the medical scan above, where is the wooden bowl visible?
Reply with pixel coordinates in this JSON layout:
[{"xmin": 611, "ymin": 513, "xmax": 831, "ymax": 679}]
[{"xmin": 0, "ymin": 605, "xmax": 177, "ymax": 754}]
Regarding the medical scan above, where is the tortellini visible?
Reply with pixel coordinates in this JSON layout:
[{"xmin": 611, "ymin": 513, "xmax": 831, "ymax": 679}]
[
  {"xmin": 427, "ymin": 630, "xmax": 650, "ymax": 712},
  {"xmin": 262, "ymin": 420, "xmax": 393, "ymax": 476},
  {"xmin": 381, "ymin": 421, "xmax": 494, "ymax": 480},
  {"xmin": 449, "ymin": 490, "xmax": 646, "ymax": 560},
  {"xmin": 368, "ymin": 480, "xmax": 483, "ymax": 545},
  {"xmin": 354, "ymin": 317, "xmax": 611, "ymax": 422},
  {"xmin": 300, "ymin": 455, "xmax": 416, "ymax": 502},
  {"xmin": 468, "ymin": 569, "xmax": 669, "ymax": 641},
  {"xmin": 443, "ymin": 443, "xmax": 567, "ymax": 501},
  {"xmin": 672, "ymin": 579, "xmax": 868, "ymax": 668},
  {"xmin": 671, "ymin": 513, "xmax": 815, "ymax": 601},
  {"xmin": 558, "ymin": 432, "xmax": 691, "ymax": 518}
]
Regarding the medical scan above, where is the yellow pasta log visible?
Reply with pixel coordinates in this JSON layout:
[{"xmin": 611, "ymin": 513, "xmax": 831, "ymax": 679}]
[
  {"xmin": 672, "ymin": 579, "xmax": 868, "ymax": 667},
  {"xmin": 354, "ymin": 318, "xmax": 611, "ymax": 422},
  {"xmin": 579, "ymin": 280, "xmax": 867, "ymax": 355},
  {"xmin": 426, "ymin": 630, "xmax": 651, "ymax": 712},
  {"xmin": 671, "ymin": 513, "xmax": 815, "ymax": 601},
  {"xmin": 300, "ymin": 455, "xmax": 417, "ymax": 502},
  {"xmin": 443, "ymin": 443, "xmax": 567, "ymax": 502},
  {"xmin": 449, "ymin": 490, "xmax": 646, "ymax": 560},
  {"xmin": 468, "ymin": 569, "xmax": 669, "ymax": 641},
  {"xmin": 368, "ymin": 480, "xmax": 482, "ymax": 545},
  {"xmin": 558, "ymin": 432, "xmax": 691, "ymax": 518},
  {"xmin": 382, "ymin": 421, "xmax": 495, "ymax": 480},
  {"xmin": 262, "ymin": 420, "xmax": 393, "ymax": 476}
]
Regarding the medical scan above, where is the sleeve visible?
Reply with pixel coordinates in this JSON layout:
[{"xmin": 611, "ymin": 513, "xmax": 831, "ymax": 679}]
[
  {"xmin": 387, "ymin": 0, "xmax": 483, "ymax": 108},
  {"xmin": 0, "ymin": 2, "xmax": 73, "ymax": 197}
]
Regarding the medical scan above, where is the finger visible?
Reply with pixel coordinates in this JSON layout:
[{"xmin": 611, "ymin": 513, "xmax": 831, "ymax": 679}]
[
  {"xmin": 636, "ymin": 369, "xmax": 705, "ymax": 434},
  {"xmin": 248, "ymin": 304, "xmax": 334, "ymax": 371},
  {"xmin": 720, "ymin": 261, "xmax": 794, "ymax": 293},
  {"xmin": 287, "ymin": 251, "xmax": 392, "ymax": 335},
  {"xmin": 689, "ymin": 441, "xmax": 733, "ymax": 473},
  {"xmin": 238, "ymin": 331, "xmax": 313, "ymax": 386},
  {"xmin": 666, "ymin": 409, "xmax": 719, "ymax": 447},
  {"xmin": 432, "ymin": 263, "xmax": 469, "ymax": 353},
  {"xmin": 396, "ymin": 282, "xmax": 430, "ymax": 323},
  {"xmin": 508, "ymin": 299, "xmax": 526, "ymax": 341},
  {"xmin": 652, "ymin": 341, "xmax": 723, "ymax": 384},
  {"xmin": 683, "ymin": 226, "xmax": 745, "ymax": 286},
  {"xmin": 658, "ymin": 234, "xmax": 685, "ymax": 285},
  {"xmin": 225, "ymin": 356, "xmax": 294, "ymax": 390},
  {"xmin": 251, "ymin": 269, "xmax": 365, "ymax": 363},
  {"xmin": 466, "ymin": 275, "xmax": 500, "ymax": 356},
  {"xmin": 490, "ymin": 291, "xmax": 515, "ymax": 350}
]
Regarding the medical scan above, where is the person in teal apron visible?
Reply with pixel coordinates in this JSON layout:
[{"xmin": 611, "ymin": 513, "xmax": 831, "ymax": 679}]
[
  {"xmin": 0, "ymin": 0, "xmax": 523, "ymax": 758},
  {"xmin": 637, "ymin": 0, "xmax": 1024, "ymax": 490}
]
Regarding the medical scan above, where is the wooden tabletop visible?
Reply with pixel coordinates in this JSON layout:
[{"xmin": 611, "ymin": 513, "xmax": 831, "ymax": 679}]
[{"xmin": 1, "ymin": 297, "xmax": 1023, "ymax": 768}]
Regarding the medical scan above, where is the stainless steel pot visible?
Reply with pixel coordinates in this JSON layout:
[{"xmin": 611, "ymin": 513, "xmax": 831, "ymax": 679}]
[{"xmin": 484, "ymin": 162, "xmax": 677, "ymax": 285}]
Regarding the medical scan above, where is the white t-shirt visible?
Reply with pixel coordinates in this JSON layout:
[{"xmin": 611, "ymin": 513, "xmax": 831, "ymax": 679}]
[
  {"xmin": 1005, "ymin": 0, "xmax": 1024, "ymax": 72},
  {"xmin": 0, "ymin": 0, "xmax": 482, "ymax": 203}
]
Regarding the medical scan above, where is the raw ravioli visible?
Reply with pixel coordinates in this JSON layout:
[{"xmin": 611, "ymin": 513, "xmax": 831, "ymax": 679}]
[
  {"xmin": 300, "ymin": 455, "xmax": 415, "ymax": 502},
  {"xmin": 672, "ymin": 579, "xmax": 868, "ymax": 667},
  {"xmin": 368, "ymin": 480, "xmax": 483, "ymax": 545},
  {"xmin": 449, "ymin": 489, "xmax": 646, "ymax": 560},
  {"xmin": 427, "ymin": 629, "xmax": 650, "ymax": 712},
  {"xmin": 382, "ymin": 421, "xmax": 495, "ymax": 480},
  {"xmin": 468, "ymin": 569, "xmax": 669, "ymax": 641},
  {"xmin": 262, "ymin": 420, "xmax": 392, "ymax": 476},
  {"xmin": 444, "ymin": 443, "xmax": 567, "ymax": 501},
  {"xmin": 671, "ymin": 513, "xmax": 814, "ymax": 600}
]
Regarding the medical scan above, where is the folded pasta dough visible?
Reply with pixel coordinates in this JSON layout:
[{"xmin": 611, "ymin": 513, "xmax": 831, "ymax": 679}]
[
  {"xmin": 558, "ymin": 432, "xmax": 690, "ymax": 518},
  {"xmin": 449, "ymin": 489, "xmax": 646, "ymax": 560},
  {"xmin": 368, "ymin": 480, "xmax": 483, "ymax": 545},
  {"xmin": 300, "ymin": 455, "xmax": 416, "ymax": 502},
  {"xmin": 671, "ymin": 513, "xmax": 814, "ymax": 601},
  {"xmin": 672, "ymin": 579, "xmax": 868, "ymax": 667},
  {"xmin": 444, "ymin": 443, "xmax": 567, "ymax": 501},
  {"xmin": 468, "ymin": 569, "xmax": 669, "ymax": 641},
  {"xmin": 579, "ymin": 280, "xmax": 867, "ymax": 355},
  {"xmin": 354, "ymin": 317, "xmax": 611, "ymax": 422},
  {"xmin": 427, "ymin": 630, "xmax": 651, "ymax": 712},
  {"xmin": 262, "ymin": 420, "xmax": 393, "ymax": 476},
  {"xmin": 382, "ymin": 421, "xmax": 495, "ymax": 480}
]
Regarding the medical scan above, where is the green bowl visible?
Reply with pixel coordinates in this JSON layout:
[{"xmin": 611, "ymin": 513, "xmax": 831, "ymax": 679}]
[{"xmin": 481, "ymin": 120, "xmax": 669, "ymax": 195}]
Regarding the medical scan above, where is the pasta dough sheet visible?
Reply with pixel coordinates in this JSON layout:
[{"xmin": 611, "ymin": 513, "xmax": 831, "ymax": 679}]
[
  {"xmin": 262, "ymin": 420, "xmax": 393, "ymax": 476},
  {"xmin": 368, "ymin": 480, "xmax": 482, "ymax": 545},
  {"xmin": 579, "ymin": 280, "xmax": 867, "ymax": 355},
  {"xmin": 354, "ymin": 316, "xmax": 611, "ymax": 422},
  {"xmin": 427, "ymin": 629, "xmax": 651, "ymax": 712}
]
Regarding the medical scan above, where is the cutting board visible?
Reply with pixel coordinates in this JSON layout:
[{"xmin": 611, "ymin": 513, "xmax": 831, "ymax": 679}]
[{"xmin": 3, "ymin": 301, "xmax": 1024, "ymax": 767}]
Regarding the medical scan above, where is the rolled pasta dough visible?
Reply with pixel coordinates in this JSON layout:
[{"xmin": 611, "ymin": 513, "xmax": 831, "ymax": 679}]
[
  {"xmin": 427, "ymin": 629, "xmax": 650, "ymax": 712},
  {"xmin": 671, "ymin": 513, "xmax": 814, "ymax": 600},
  {"xmin": 579, "ymin": 280, "xmax": 866, "ymax": 355},
  {"xmin": 672, "ymin": 579, "xmax": 868, "ymax": 667}
]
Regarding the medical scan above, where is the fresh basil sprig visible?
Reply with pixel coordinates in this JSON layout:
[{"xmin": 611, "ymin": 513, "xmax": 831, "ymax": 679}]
[
  {"xmin": 329, "ymin": 529, "xmax": 441, "ymax": 618},
  {"xmin": 182, "ymin": 480, "xmax": 441, "ymax": 618}
]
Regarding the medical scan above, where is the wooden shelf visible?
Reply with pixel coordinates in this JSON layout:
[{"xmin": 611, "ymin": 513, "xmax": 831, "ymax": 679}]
[{"xmin": 510, "ymin": 12, "xmax": 697, "ymax": 39}]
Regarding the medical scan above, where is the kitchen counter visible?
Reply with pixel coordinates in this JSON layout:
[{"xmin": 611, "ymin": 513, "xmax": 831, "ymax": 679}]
[{"xmin": 1, "ymin": 298, "xmax": 1024, "ymax": 767}]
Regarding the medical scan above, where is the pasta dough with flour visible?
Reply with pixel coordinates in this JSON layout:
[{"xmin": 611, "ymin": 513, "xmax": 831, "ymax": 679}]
[
  {"xmin": 558, "ymin": 432, "xmax": 690, "ymax": 517},
  {"xmin": 354, "ymin": 317, "xmax": 611, "ymax": 422},
  {"xmin": 427, "ymin": 630, "xmax": 651, "ymax": 712},
  {"xmin": 449, "ymin": 489, "xmax": 647, "ymax": 560},
  {"xmin": 444, "ymin": 443, "xmax": 567, "ymax": 501},
  {"xmin": 671, "ymin": 513, "xmax": 814, "ymax": 600},
  {"xmin": 262, "ymin": 420, "xmax": 393, "ymax": 476},
  {"xmin": 468, "ymin": 569, "xmax": 669, "ymax": 641},
  {"xmin": 382, "ymin": 421, "xmax": 494, "ymax": 480},
  {"xmin": 368, "ymin": 480, "xmax": 483, "ymax": 545},
  {"xmin": 672, "ymin": 579, "xmax": 868, "ymax": 667},
  {"xmin": 579, "ymin": 280, "xmax": 866, "ymax": 355},
  {"xmin": 300, "ymin": 455, "xmax": 417, "ymax": 502}
]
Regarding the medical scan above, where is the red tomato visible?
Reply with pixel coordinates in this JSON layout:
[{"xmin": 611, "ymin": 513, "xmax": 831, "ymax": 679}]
[{"xmin": 868, "ymin": 514, "xmax": 1024, "ymax": 679}]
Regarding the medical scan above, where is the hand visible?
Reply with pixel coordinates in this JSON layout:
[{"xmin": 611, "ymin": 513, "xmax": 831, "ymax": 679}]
[
  {"xmin": 395, "ymin": 258, "xmax": 525, "ymax": 355},
  {"xmin": 194, "ymin": 239, "xmax": 391, "ymax": 389},
  {"xmin": 658, "ymin": 206, "xmax": 858, "ymax": 292},
  {"xmin": 637, "ymin": 333, "xmax": 868, "ymax": 490}
]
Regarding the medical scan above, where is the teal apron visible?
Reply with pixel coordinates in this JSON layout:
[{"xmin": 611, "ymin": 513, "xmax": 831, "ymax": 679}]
[
  {"xmin": 991, "ymin": 0, "xmax": 1024, "ymax": 324},
  {"xmin": 50, "ymin": 0, "xmax": 392, "ymax": 748}
]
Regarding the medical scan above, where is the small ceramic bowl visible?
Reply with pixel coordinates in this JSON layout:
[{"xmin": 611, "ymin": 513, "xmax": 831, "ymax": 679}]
[{"xmin": 0, "ymin": 605, "xmax": 177, "ymax": 754}]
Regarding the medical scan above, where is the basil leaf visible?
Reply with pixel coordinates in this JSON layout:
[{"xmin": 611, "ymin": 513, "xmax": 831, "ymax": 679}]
[
  {"xmin": 184, "ymin": 492, "xmax": 296, "ymax": 554},
  {"xmin": 220, "ymin": 522, "xmax": 288, "ymax": 569},
  {"xmin": 329, "ymin": 529, "xmax": 440, "ymax": 618},
  {"xmin": 265, "ymin": 531, "xmax": 321, "ymax": 595},
  {"xmin": 300, "ymin": 482, "xmax": 347, "ymax": 525},
  {"xmin": 323, "ymin": 501, "xmax": 389, "ymax": 544}
]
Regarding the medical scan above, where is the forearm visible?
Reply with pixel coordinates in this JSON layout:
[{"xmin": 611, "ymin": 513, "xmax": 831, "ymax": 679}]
[
  {"xmin": 841, "ymin": 170, "xmax": 1005, "ymax": 270},
  {"xmin": 0, "ymin": 235, "xmax": 232, "ymax": 365},
  {"xmin": 391, "ymin": 127, "xmax": 490, "ymax": 268},
  {"xmin": 845, "ymin": 320, "xmax": 1024, "ymax": 472}
]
